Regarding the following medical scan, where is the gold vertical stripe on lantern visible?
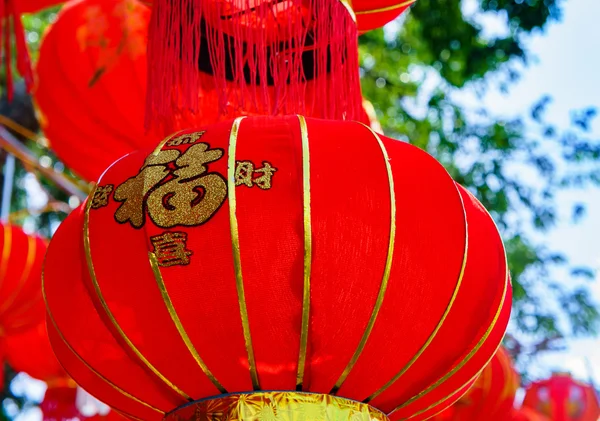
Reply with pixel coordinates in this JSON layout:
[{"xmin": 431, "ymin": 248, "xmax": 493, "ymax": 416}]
[
  {"xmin": 227, "ymin": 116, "xmax": 260, "ymax": 391},
  {"xmin": 83, "ymin": 192, "xmax": 192, "ymax": 400},
  {"xmin": 0, "ymin": 235, "xmax": 37, "ymax": 313},
  {"xmin": 296, "ymin": 115, "xmax": 313, "ymax": 390},
  {"xmin": 401, "ymin": 343, "xmax": 503, "ymax": 421},
  {"xmin": 149, "ymin": 252, "xmax": 227, "ymax": 393},
  {"xmin": 365, "ymin": 188, "xmax": 469, "ymax": 404},
  {"xmin": 391, "ymin": 270, "xmax": 510, "ymax": 416},
  {"xmin": 0, "ymin": 224, "xmax": 12, "ymax": 282},
  {"xmin": 331, "ymin": 124, "xmax": 397, "ymax": 394}
]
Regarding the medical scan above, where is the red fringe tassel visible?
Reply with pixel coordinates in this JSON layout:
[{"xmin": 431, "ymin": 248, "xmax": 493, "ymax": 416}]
[
  {"xmin": 0, "ymin": 0, "xmax": 34, "ymax": 101},
  {"xmin": 146, "ymin": 0, "xmax": 361, "ymax": 132}
]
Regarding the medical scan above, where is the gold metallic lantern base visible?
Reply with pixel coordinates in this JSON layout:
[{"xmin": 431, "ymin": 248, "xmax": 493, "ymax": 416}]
[{"xmin": 165, "ymin": 392, "xmax": 390, "ymax": 421}]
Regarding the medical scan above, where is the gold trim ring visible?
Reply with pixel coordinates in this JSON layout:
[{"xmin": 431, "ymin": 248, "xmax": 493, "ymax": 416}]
[{"xmin": 164, "ymin": 391, "xmax": 390, "ymax": 421}]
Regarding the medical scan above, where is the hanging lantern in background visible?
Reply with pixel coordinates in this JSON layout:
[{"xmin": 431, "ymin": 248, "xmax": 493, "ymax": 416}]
[
  {"xmin": 431, "ymin": 346, "xmax": 520, "ymax": 421},
  {"xmin": 510, "ymin": 407, "xmax": 551, "ymax": 421},
  {"xmin": 0, "ymin": 223, "xmax": 46, "ymax": 355},
  {"xmin": 5, "ymin": 322, "xmax": 80, "ymax": 420},
  {"xmin": 35, "ymin": 0, "xmax": 386, "ymax": 182},
  {"xmin": 522, "ymin": 373, "xmax": 600, "ymax": 421},
  {"xmin": 34, "ymin": 0, "xmax": 165, "ymax": 182},
  {"xmin": 5, "ymin": 321, "xmax": 127, "ymax": 420},
  {"xmin": 144, "ymin": 0, "xmax": 415, "ymax": 130},
  {"xmin": 0, "ymin": 0, "xmax": 62, "ymax": 100},
  {"xmin": 44, "ymin": 116, "xmax": 511, "ymax": 420}
]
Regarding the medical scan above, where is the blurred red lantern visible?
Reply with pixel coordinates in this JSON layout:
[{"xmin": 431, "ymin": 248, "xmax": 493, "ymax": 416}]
[
  {"xmin": 522, "ymin": 373, "xmax": 600, "ymax": 421},
  {"xmin": 5, "ymin": 321, "xmax": 127, "ymax": 420},
  {"xmin": 431, "ymin": 346, "xmax": 520, "ymax": 421},
  {"xmin": 0, "ymin": 223, "xmax": 46, "ymax": 343},
  {"xmin": 5, "ymin": 321, "xmax": 81, "ymax": 420},
  {"xmin": 511, "ymin": 407, "xmax": 551, "ymax": 421},
  {"xmin": 34, "ymin": 0, "xmax": 170, "ymax": 182},
  {"xmin": 44, "ymin": 116, "xmax": 510, "ymax": 421},
  {"xmin": 0, "ymin": 0, "xmax": 62, "ymax": 99},
  {"xmin": 35, "ymin": 0, "xmax": 383, "ymax": 182}
]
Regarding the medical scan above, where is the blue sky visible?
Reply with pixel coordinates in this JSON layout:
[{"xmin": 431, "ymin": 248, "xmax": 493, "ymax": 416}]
[{"xmin": 473, "ymin": 0, "xmax": 600, "ymax": 386}]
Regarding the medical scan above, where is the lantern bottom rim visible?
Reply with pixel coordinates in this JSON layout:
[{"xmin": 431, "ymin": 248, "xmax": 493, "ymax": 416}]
[{"xmin": 164, "ymin": 391, "xmax": 390, "ymax": 421}]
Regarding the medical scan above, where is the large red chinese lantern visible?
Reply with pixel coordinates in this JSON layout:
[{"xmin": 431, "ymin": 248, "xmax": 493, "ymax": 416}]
[
  {"xmin": 431, "ymin": 346, "xmax": 520, "ymax": 421},
  {"xmin": 44, "ymin": 117, "xmax": 511, "ymax": 421},
  {"xmin": 522, "ymin": 373, "xmax": 600, "ymax": 421},
  {"xmin": 0, "ymin": 223, "xmax": 46, "ymax": 349},
  {"xmin": 145, "ymin": 0, "xmax": 415, "ymax": 129},
  {"xmin": 35, "ymin": 0, "xmax": 384, "ymax": 182}
]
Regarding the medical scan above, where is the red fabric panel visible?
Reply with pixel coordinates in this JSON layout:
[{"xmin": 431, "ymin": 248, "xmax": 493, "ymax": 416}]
[
  {"xmin": 47, "ymin": 320, "xmax": 163, "ymax": 421},
  {"xmin": 410, "ymin": 378, "xmax": 477, "ymax": 421},
  {"xmin": 43, "ymin": 207, "xmax": 181, "ymax": 412},
  {"xmin": 391, "ymin": 283, "xmax": 513, "ymax": 419},
  {"xmin": 431, "ymin": 347, "xmax": 520, "ymax": 421},
  {"xmin": 305, "ymin": 119, "xmax": 391, "ymax": 392},
  {"xmin": 370, "ymin": 184, "xmax": 509, "ymax": 411},
  {"xmin": 335, "ymin": 134, "xmax": 468, "ymax": 401},
  {"xmin": 232, "ymin": 117, "xmax": 305, "ymax": 390}
]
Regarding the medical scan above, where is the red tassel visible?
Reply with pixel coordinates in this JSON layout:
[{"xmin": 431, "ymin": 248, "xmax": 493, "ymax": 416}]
[
  {"xmin": 1, "ymin": 0, "xmax": 34, "ymax": 101},
  {"xmin": 146, "ymin": 0, "xmax": 361, "ymax": 132}
]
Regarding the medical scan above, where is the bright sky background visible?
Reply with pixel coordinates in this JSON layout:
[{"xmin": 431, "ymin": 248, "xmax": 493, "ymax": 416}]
[
  {"xmin": 472, "ymin": 0, "xmax": 600, "ymax": 385},
  {"xmin": 9, "ymin": 0, "xmax": 600, "ymax": 419}
]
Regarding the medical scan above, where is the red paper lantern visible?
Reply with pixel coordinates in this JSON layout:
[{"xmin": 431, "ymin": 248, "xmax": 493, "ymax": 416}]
[
  {"xmin": 431, "ymin": 346, "xmax": 520, "ymax": 421},
  {"xmin": 44, "ymin": 116, "xmax": 511, "ymax": 421},
  {"xmin": 522, "ymin": 373, "xmax": 600, "ymax": 421},
  {"xmin": 0, "ymin": 223, "xmax": 46, "ymax": 341}
]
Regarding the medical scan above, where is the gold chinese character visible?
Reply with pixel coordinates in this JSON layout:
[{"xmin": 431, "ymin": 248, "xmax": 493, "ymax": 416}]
[
  {"xmin": 91, "ymin": 184, "xmax": 114, "ymax": 209},
  {"xmin": 235, "ymin": 161, "xmax": 254, "ymax": 187},
  {"xmin": 114, "ymin": 165, "xmax": 172, "ymax": 228},
  {"xmin": 114, "ymin": 142, "xmax": 227, "ymax": 229},
  {"xmin": 166, "ymin": 131, "xmax": 206, "ymax": 147},
  {"xmin": 150, "ymin": 232, "xmax": 193, "ymax": 267},
  {"xmin": 253, "ymin": 162, "xmax": 277, "ymax": 190},
  {"xmin": 234, "ymin": 161, "xmax": 277, "ymax": 190}
]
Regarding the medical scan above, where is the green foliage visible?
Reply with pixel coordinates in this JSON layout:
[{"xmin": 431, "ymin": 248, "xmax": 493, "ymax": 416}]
[{"xmin": 359, "ymin": 0, "xmax": 600, "ymax": 346}]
